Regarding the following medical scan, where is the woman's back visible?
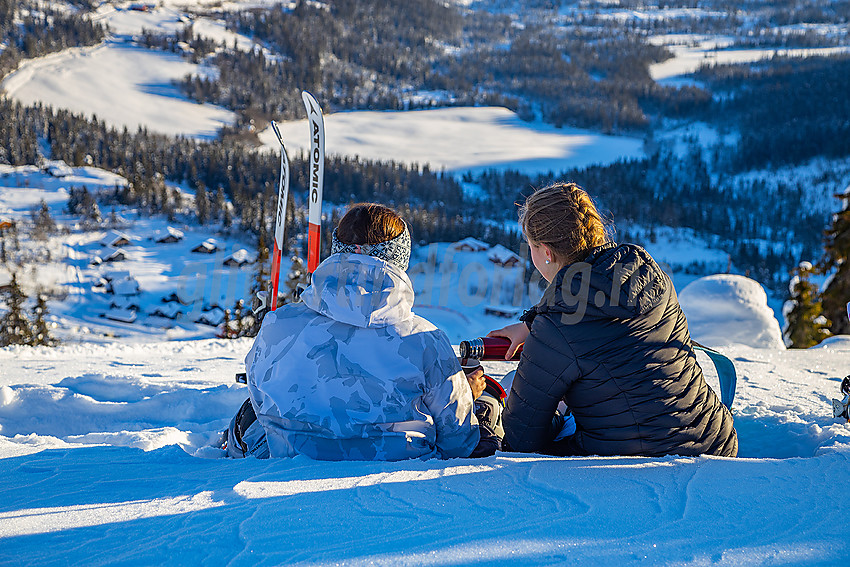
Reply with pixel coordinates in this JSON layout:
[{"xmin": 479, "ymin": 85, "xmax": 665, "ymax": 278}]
[{"xmin": 504, "ymin": 243, "xmax": 738, "ymax": 457}]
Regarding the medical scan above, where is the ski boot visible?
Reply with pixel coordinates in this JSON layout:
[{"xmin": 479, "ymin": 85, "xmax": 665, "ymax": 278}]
[{"xmin": 832, "ymin": 376, "xmax": 850, "ymax": 422}]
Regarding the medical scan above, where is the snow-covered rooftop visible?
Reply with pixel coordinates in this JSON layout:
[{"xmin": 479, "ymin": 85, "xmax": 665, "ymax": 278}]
[
  {"xmin": 111, "ymin": 276, "xmax": 140, "ymax": 296},
  {"xmin": 102, "ymin": 307, "xmax": 137, "ymax": 323},
  {"xmin": 43, "ymin": 160, "xmax": 74, "ymax": 178},
  {"xmin": 100, "ymin": 230, "xmax": 132, "ymax": 247},
  {"xmin": 150, "ymin": 301, "xmax": 182, "ymax": 319},
  {"xmin": 451, "ymin": 237, "xmax": 490, "ymax": 252},
  {"xmin": 192, "ymin": 238, "xmax": 220, "ymax": 253},
  {"xmin": 487, "ymin": 244, "xmax": 522, "ymax": 265},
  {"xmin": 155, "ymin": 226, "xmax": 184, "ymax": 242},
  {"xmin": 223, "ymin": 248, "xmax": 252, "ymax": 266}
]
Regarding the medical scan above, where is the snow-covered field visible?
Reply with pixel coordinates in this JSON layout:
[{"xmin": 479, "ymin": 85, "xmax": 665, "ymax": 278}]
[
  {"xmin": 1, "ymin": 40, "xmax": 235, "ymax": 139},
  {"xmin": 2, "ymin": 332, "xmax": 850, "ymax": 564},
  {"xmin": 263, "ymin": 106, "xmax": 646, "ymax": 175},
  {"xmin": 92, "ymin": 2, "xmax": 261, "ymax": 46},
  {"xmin": 648, "ymin": 34, "xmax": 850, "ymax": 84}
]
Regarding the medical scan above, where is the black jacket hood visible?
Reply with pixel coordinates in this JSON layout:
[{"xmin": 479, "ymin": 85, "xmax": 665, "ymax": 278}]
[{"xmin": 533, "ymin": 243, "xmax": 670, "ymax": 322}]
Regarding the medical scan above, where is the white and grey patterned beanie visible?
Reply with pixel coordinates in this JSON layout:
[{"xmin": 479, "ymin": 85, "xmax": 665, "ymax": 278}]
[{"xmin": 331, "ymin": 223, "xmax": 411, "ymax": 272}]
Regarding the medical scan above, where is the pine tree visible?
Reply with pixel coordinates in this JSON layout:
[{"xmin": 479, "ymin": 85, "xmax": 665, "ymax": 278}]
[
  {"xmin": 196, "ymin": 183, "xmax": 209, "ymax": 225},
  {"xmin": 783, "ymin": 262, "xmax": 831, "ymax": 348},
  {"xmin": 31, "ymin": 293, "xmax": 58, "ymax": 346},
  {"xmin": 221, "ymin": 308, "xmax": 232, "ymax": 338},
  {"xmin": 223, "ymin": 298, "xmax": 249, "ymax": 339},
  {"xmin": 214, "ymin": 187, "xmax": 227, "ymax": 223},
  {"xmin": 820, "ymin": 189, "xmax": 850, "ymax": 335},
  {"xmin": 0, "ymin": 274, "xmax": 33, "ymax": 347},
  {"xmin": 85, "ymin": 197, "xmax": 102, "ymax": 224},
  {"xmin": 31, "ymin": 199, "xmax": 56, "ymax": 240},
  {"xmin": 234, "ymin": 298, "xmax": 251, "ymax": 337}
]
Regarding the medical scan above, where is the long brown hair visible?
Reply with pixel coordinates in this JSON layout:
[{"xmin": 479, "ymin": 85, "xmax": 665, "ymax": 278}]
[
  {"xmin": 336, "ymin": 203, "xmax": 405, "ymax": 245},
  {"xmin": 519, "ymin": 182, "xmax": 607, "ymax": 264}
]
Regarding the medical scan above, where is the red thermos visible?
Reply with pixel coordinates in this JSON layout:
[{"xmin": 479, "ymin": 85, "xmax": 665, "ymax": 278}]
[{"xmin": 459, "ymin": 337, "xmax": 523, "ymax": 361}]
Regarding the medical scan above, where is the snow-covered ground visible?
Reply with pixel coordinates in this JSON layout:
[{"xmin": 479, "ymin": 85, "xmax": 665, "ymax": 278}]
[
  {"xmin": 91, "ymin": 2, "xmax": 258, "ymax": 49},
  {"xmin": 0, "ymin": 164, "xmax": 258, "ymax": 342},
  {"xmin": 2, "ymin": 328, "xmax": 850, "ymax": 564},
  {"xmin": 262, "ymin": 107, "xmax": 646, "ymax": 175},
  {"xmin": 1, "ymin": 40, "xmax": 235, "ymax": 139},
  {"xmin": 648, "ymin": 34, "xmax": 850, "ymax": 84}
]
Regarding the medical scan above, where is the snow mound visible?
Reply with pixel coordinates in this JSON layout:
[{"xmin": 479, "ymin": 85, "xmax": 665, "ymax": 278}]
[
  {"xmin": 811, "ymin": 335, "xmax": 850, "ymax": 351},
  {"xmin": 678, "ymin": 274, "xmax": 784, "ymax": 349}
]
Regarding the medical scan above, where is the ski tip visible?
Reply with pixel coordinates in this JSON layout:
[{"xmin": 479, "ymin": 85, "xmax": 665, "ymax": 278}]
[
  {"xmin": 270, "ymin": 121, "xmax": 285, "ymax": 147},
  {"xmin": 301, "ymin": 91, "xmax": 321, "ymax": 115}
]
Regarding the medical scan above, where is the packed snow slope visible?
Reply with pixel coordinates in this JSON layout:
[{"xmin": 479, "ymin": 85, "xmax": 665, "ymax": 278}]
[{"xmin": 2, "ymin": 310, "xmax": 850, "ymax": 564}]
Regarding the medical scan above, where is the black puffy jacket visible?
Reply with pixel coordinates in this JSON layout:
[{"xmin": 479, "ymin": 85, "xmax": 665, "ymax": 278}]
[{"xmin": 503, "ymin": 243, "xmax": 738, "ymax": 458}]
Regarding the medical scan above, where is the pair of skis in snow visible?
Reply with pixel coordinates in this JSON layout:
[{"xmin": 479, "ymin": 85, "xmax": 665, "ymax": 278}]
[
  {"xmin": 258, "ymin": 91, "xmax": 325, "ymax": 313},
  {"xmin": 234, "ymin": 92, "xmax": 324, "ymax": 387}
]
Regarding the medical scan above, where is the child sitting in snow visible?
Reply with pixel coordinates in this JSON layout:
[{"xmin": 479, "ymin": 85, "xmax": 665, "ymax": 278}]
[{"xmin": 225, "ymin": 203, "xmax": 501, "ymax": 460}]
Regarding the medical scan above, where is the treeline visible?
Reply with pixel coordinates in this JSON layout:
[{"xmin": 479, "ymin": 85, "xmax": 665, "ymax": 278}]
[
  {"xmin": 0, "ymin": 0, "xmax": 105, "ymax": 78},
  {"xmin": 174, "ymin": 0, "xmax": 463, "ymax": 122},
  {"xmin": 695, "ymin": 55, "xmax": 850, "ymax": 171},
  {"xmin": 469, "ymin": 146, "xmax": 828, "ymax": 291},
  {"xmin": 0, "ymin": 98, "xmax": 519, "ymax": 255},
  {"xmin": 759, "ymin": 0, "xmax": 850, "ymax": 26},
  {"xmin": 441, "ymin": 30, "xmax": 710, "ymax": 131}
]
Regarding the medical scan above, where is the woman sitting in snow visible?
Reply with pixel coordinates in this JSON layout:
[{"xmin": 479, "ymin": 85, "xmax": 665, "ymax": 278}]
[
  {"xmin": 488, "ymin": 182, "xmax": 738, "ymax": 458},
  {"xmin": 225, "ymin": 203, "xmax": 501, "ymax": 460}
]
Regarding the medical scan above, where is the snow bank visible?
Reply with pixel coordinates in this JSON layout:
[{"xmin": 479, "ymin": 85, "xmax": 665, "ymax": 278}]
[
  {"xmin": 811, "ymin": 335, "xmax": 850, "ymax": 351},
  {"xmin": 678, "ymin": 274, "xmax": 785, "ymax": 349}
]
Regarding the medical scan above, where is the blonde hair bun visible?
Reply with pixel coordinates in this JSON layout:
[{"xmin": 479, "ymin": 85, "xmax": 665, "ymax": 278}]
[{"xmin": 519, "ymin": 182, "xmax": 607, "ymax": 264}]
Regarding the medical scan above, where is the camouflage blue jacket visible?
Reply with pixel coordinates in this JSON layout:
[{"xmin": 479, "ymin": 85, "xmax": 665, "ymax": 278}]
[{"xmin": 245, "ymin": 253, "xmax": 480, "ymax": 460}]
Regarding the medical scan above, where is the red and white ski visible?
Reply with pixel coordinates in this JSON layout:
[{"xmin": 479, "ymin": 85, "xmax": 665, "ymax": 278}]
[
  {"xmin": 268, "ymin": 120, "xmax": 290, "ymax": 311},
  {"xmin": 301, "ymin": 91, "xmax": 325, "ymax": 276}
]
